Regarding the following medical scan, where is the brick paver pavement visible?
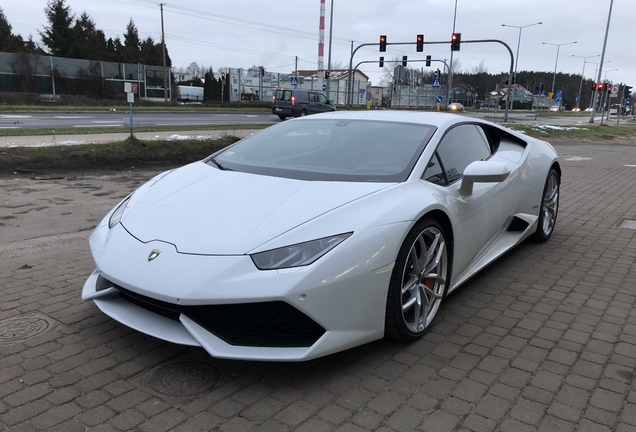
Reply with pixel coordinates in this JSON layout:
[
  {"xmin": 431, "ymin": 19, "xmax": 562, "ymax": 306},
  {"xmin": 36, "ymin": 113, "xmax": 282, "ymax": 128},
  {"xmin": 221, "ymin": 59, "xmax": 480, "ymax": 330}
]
[{"xmin": 1, "ymin": 142, "xmax": 636, "ymax": 431}]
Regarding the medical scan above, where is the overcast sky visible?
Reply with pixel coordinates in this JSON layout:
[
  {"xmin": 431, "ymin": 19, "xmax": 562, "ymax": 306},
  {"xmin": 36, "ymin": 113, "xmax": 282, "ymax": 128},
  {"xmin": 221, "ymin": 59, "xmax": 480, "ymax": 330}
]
[{"xmin": 4, "ymin": 0, "xmax": 634, "ymax": 87}]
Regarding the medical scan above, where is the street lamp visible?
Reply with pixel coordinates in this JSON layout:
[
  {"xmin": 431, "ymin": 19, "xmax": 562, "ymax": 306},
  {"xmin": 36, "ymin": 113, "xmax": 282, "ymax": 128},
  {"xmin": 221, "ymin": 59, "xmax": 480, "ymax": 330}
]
[
  {"xmin": 572, "ymin": 54, "xmax": 600, "ymax": 109},
  {"xmin": 543, "ymin": 41, "xmax": 577, "ymax": 93},
  {"xmin": 502, "ymin": 22, "xmax": 542, "ymax": 109},
  {"xmin": 502, "ymin": 22, "xmax": 542, "ymax": 77},
  {"xmin": 604, "ymin": 68, "xmax": 617, "ymax": 81}
]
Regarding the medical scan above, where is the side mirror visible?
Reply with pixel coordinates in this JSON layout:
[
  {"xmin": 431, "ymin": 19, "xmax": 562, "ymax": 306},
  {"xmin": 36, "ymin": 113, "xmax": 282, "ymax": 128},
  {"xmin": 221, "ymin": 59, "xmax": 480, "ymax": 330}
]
[{"xmin": 459, "ymin": 161, "xmax": 510, "ymax": 195}]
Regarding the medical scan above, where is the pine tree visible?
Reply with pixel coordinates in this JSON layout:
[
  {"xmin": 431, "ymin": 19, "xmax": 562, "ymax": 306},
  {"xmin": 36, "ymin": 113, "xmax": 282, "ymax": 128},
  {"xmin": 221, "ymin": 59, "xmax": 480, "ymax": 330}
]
[
  {"xmin": 123, "ymin": 18, "xmax": 140, "ymax": 63},
  {"xmin": 40, "ymin": 0, "xmax": 76, "ymax": 57},
  {"xmin": 72, "ymin": 12, "xmax": 106, "ymax": 60}
]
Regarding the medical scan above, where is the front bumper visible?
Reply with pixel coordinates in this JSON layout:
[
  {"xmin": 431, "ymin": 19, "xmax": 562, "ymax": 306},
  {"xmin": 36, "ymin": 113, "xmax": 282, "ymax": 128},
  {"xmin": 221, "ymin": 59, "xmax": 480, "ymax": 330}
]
[{"xmin": 83, "ymin": 222, "xmax": 407, "ymax": 361}]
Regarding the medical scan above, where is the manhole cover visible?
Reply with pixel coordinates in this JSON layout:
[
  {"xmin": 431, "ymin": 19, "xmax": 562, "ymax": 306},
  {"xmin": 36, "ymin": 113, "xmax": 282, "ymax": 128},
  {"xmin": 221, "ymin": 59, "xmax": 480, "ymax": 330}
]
[
  {"xmin": 0, "ymin": 314, "xmax": 54, "ymax": 345},
  {"xmin": 148, "ymin": 361, "xmax": 219, "ymax": 397}
]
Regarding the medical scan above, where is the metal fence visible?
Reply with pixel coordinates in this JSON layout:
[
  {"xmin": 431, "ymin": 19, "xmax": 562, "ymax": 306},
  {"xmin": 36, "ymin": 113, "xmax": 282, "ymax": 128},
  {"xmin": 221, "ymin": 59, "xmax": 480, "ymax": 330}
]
[
  {"xmin": 226, "ymin": 68, "xmax": 368, "ymax": 106},
  {"xmin": 0, "ymin": 52, "xmax": 171, "ymax": 100}
]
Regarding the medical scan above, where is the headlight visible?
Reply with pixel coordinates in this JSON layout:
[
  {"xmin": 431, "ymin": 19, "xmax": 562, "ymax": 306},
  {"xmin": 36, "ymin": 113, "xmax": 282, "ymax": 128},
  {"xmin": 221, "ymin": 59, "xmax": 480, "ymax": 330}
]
[
  {"xmin": 108, "ymin": 196, "xmax": 131, "ymax": 229},
  {"xmin": 251, "ymin": 233, "xmax": 352, "ymax": 270}
]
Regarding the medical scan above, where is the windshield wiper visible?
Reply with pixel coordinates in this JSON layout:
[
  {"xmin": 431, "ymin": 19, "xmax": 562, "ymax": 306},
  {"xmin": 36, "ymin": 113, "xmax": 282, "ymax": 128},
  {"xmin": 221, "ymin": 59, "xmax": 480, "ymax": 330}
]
[{"xmin": 210, "ymin": 158, "xmax": 231, "ymax": 171}]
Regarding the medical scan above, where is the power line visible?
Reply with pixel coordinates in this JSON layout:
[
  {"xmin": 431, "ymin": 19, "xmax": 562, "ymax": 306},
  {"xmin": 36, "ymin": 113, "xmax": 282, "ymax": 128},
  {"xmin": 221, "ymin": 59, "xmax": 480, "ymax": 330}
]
[
  {"xmin": 103, "ymin": 0, "xmax": 351, "ymax": 45},
  {"xmin": 166, "ymin": 34, "xmax": 299, "ymax": 61}
]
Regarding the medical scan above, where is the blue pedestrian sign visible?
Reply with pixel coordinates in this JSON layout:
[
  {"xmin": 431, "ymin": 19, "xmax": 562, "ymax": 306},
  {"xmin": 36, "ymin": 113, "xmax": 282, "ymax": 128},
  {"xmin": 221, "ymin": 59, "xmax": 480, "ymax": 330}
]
[
  {"xmin": 454, "ymin": 88, "xmax": 460, "ymax": 94},
  {"xmin": 554, "ymin": 90, "xmax": 562, "ymax": 102},
  {"xmin": 432, "ymin": 77, "xmax": 441, "ymax": 88},
  {"xmin": 540, "ymin": 91, "xmax": 547, "ymax": 98},
  {"xmin": 322, "ymin": 84, "xmax": 327, "ymax": 91},
  {"xmin": 436, "ymin": 95, "xmax": 443, "ymax": 103},
  {"xmin": 290, "ymin": 77, "xmax": 298, "ymax": 86}
]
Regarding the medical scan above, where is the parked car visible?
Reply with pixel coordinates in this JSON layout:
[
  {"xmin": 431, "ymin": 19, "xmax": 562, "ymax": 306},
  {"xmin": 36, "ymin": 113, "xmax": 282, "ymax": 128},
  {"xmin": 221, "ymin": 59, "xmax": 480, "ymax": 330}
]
[
  {"xmin": 83, "ymin": 111, "xmax": 560, "ymax": 361},
  {"xmin": 272, "ymin": 88, "xmax": 335, "ymax": 120}
]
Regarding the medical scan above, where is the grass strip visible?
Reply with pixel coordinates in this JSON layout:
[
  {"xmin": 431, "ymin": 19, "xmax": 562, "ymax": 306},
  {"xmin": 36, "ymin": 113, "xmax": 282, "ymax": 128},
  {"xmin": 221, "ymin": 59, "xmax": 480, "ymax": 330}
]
[
  {"xmin": 0, "ymin": 123, "xmax": 270, "ymax": 137},
  {"xmin": 0, "ymin": 136, "xmax": 240, "ymax": 175}
]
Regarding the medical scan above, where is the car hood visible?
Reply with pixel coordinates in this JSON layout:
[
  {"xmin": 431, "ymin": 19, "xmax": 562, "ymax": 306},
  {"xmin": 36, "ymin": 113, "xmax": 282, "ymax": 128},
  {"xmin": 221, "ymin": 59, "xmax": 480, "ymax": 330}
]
[{"xmin": 121, "ymin": 161, "xmax": 392, "ymax": 255}]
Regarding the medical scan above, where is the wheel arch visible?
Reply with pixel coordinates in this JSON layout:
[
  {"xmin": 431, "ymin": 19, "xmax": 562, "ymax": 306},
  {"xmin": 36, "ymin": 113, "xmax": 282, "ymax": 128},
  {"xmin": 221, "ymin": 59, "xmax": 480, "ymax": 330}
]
[
  {"xmin": 420, "ymin": 209, "xmax": 454, "ymax": 276},
  {"xmin": 551, "ymin": 161, "xmax": 561, "ymax": 179}
]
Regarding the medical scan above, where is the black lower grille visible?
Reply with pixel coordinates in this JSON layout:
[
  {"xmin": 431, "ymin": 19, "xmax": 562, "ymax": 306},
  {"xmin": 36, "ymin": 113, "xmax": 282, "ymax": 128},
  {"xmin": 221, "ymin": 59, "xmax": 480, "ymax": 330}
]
[{"xmin": 107, "ymin": 279, "xmax": 325, "ymax": 348}]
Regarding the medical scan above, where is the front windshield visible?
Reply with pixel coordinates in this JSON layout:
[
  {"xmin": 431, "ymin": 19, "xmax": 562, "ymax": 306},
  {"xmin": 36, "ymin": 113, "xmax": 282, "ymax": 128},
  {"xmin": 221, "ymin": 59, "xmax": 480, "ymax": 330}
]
[{"xmin": 208, "ymin": 118, "xmax": 436, "ymax": 182}]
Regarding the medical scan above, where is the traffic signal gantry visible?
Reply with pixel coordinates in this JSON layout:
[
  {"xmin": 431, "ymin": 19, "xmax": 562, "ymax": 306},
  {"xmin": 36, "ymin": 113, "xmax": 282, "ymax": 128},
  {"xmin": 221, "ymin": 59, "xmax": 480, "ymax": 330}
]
[
  {"xmin": 349, "ymin": 34, "xmax": 515, "ymax": 121},
  {"xmin": 377, "ymin": 33, "xmax": 463, "ymax": 66}
]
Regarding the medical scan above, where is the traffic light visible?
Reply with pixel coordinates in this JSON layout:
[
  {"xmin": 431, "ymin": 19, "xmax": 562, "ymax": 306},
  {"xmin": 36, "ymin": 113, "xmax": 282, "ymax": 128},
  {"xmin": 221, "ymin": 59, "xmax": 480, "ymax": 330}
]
[
  {"xmin": 221, "ymin": 72, "xmax": 226, "ymax": 82},
  {"xmin": 259, "ymin": 66, "xmax": 264, "ymax": 76},
  {"xmin": 379, "ymin": 56, "xmax": 384, "ymax": 68},
  {"xmin": 416, "ymin": 34, "xmax": 424, "ymax": 52},
  {"xmin": 402, "ymin": 56, "xmax": 408, "ymax": 67},
  {"xmin": 597, "ymin": 83, "xmax": 604, "ymax": 92},
  {"xmin": 379, "ymin": 35, "xmax": 387, "ymax": 52},
  {"xmin": 426, "ymin": 55, "xmax": 431, "ymax": 67},
  {"xmin": 591, "ymin": 83, "xmax": 597, "ymax": 91},
  {"xmin": 451, "ymin": 33, "xmax": 461, "ymax": 51}
]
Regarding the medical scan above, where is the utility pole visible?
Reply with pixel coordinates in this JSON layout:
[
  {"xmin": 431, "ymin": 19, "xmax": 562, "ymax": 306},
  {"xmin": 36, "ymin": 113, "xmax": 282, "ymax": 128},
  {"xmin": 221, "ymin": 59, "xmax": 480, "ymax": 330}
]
[
  {"xmin": 295, "ymin": 56, "xmax": 298, "ymax": 86},
  {"xmin": 159, "ymin": 3, "xmax": 168, "ymax": 102},
  {"xmin": 447, "ymin": 0, "xmax": 458, "ymax": 109},
  {"xmin": 326, "ymin": 0, "xmax": 334, "ymax": 100},
  {"xmin": 589, "ymin": 0, "xmax": 614, "ymax": 123}
]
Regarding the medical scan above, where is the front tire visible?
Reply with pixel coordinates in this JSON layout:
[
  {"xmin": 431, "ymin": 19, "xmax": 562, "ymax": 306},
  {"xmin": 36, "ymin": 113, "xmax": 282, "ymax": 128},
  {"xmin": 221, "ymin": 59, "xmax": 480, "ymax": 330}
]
[
  {"xmin": 278, "ymin": 114, "xmax": 286, "ymax": 120},
  {"xmin": 385, "ymin": 217, "xmax": 449, "ymax": 341},
  {"xmin": 532, "ymin": 168, "xmax": 560, "ymax": 243}
]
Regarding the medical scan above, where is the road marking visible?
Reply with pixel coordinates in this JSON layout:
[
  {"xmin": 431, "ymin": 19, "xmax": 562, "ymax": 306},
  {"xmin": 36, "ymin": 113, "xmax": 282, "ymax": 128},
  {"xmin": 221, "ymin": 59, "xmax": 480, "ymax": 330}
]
[
  {"xmin": 625, "ymin": 165, "xmax": 636, "ymax": 167},
  {"xmin": 565, "ymin": 157, "xmax": 592, "ymax": 161},
  {"xmin": 54, "ymin": 116, "xmax": 93, "ymax": 119},
  {"xmin": 0, "ymin": 126, "xmax": 20, "ymax": 129},
  {"xmin": 74, "ymin": 125, "xmax": 122, "ymax": 128},
  {"xmin": 0, "ymin": 115, "xmax": 32, "ymax": 119}
]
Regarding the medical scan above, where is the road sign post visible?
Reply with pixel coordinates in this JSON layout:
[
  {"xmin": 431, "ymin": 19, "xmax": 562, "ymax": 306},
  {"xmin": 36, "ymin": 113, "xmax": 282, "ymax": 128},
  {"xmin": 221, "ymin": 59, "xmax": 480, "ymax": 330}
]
[{"xmin": 124, "ymin": 82, "xmax": 137, "ymax": 139}]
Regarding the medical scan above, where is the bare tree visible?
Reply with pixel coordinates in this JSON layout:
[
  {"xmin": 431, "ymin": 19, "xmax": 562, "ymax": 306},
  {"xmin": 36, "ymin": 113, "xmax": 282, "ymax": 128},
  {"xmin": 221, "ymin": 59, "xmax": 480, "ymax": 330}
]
[{"xmin": 186, "ymin": 62, "xmax": 201, "ymax": 79}]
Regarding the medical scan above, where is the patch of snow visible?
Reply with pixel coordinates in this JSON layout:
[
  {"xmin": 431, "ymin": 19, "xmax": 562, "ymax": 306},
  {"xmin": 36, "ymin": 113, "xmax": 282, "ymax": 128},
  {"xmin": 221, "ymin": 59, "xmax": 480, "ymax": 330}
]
[{"xmin": 566, "ymin": 156, "xmax": 593, "ymax": 161}]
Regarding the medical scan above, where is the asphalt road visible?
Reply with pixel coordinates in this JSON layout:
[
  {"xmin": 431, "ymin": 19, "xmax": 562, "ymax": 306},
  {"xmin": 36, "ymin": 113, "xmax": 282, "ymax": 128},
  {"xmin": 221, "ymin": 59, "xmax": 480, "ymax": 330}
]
[
  {"xmin": 0, "ymin": 112, "xmax": 279, "ymax": 130},
  {"xmin": 2, "ymin": 141, "xmax": 636, "ymax": 431},
  {"xmin": 2, "ymin": 109, "xmax": 634, "ymax": 132}
]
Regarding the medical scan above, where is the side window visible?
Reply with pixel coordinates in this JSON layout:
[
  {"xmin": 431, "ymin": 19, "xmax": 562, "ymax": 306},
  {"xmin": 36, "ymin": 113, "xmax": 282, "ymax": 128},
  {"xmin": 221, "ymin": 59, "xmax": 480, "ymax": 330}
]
[
  {"xmin": 318, "ymin": 94, "xmax": 329, "ymax": 104},
  {"xmin": 435, "ymin": 125, "xmax": 491, "ymax": 184},
  {"xmin": 309, "ymin": 93, "xmax": 318, "ymax": 102},
  {"xmin": 423, "ymin": 154, "xmax": 446, "ymax": 185}
]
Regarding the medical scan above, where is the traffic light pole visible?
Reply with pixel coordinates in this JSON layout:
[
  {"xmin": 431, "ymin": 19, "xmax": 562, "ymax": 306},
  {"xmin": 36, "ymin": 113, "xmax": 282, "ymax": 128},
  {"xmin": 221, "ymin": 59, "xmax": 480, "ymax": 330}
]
[{"xmin": 348, "ymin": 39, "xmax": 514, "ymax": 121}]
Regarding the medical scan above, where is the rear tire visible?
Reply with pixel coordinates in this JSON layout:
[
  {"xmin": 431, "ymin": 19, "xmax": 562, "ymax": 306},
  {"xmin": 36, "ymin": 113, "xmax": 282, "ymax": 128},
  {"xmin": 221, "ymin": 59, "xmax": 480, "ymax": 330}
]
[
  {"xmin": 385, "ymin": 217, "xmax": 449, "ymax": 341},
  {"xmin": 278, "ymin": 115, "xmax": 286, "ymax": 120},
  {"xmin": 300, "ymin": 109, "xmax": 308, "ymax": 117},
  {"xmin": 532, "ymin": 168, "xmax": 560, "ymax": 243}
]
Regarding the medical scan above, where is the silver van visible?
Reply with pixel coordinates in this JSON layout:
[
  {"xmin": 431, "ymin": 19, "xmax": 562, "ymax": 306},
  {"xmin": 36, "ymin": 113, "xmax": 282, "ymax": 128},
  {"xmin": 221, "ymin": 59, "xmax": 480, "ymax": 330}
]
[{"xmin": 272, "ymin": 89, "xmax": 336, "ymax": 120}]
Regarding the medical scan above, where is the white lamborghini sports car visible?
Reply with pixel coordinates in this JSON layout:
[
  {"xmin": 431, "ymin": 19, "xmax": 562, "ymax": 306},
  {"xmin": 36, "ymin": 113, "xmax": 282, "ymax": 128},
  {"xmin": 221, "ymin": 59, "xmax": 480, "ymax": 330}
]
[{"xmin": 83, "ymin": 111, "xmax": 560, "ymax": 361}]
